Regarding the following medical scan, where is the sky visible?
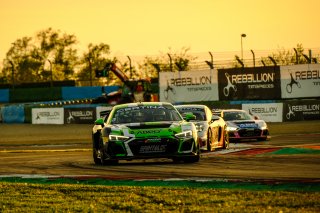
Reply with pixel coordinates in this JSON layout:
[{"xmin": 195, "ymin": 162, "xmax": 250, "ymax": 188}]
[{"xmin": 0, "ymin": 0, "xmax": 320, "ymax": 63}]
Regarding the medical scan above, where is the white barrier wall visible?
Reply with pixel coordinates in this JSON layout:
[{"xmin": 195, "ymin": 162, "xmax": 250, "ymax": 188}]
[
  {"xmin": 242, "ymin": 103, "xmax": 283, "ymax": 122},
  {"xmin": 159, "ymin": 69, "xmax": 219, "ymax": 103},
  {"xmin": 281, "ymin": 64, "xmax": 320, "ymax": 99},
  {"xmin": 32, "ymin": 108, "xmax": 64, "ymax": 124},
  {"xmin": 96, "ymin": 106, "xmax": 113, "ymax": 119}
]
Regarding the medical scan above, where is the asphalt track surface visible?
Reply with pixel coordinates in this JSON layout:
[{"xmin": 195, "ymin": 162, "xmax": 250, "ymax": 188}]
[{"xmin": 0, "ymin": 122, "xmax": 320, "ymax": 182}]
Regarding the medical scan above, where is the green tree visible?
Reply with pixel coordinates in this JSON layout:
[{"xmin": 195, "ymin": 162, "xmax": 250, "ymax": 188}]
[
  {"xmin": 35, "ymin": 28, "xmax": 78, "ymax": 80},
  {"xmin": 261, "ymin": 44, "xmax": 309, "ymax": 66},
  {"xmin": 141, "ymin": 47, "xmax": 196, "ymax": 79},
  {"xmin": 2, "ymin": 28, "xmax": 78, "ymax": 85},
  {"xmin": 77, "ymin": 43, "xmax": 116, "ymax": 86},
  {"xmin": 2, "ymin": 37, "xmax": 42, "ymax": 84}
]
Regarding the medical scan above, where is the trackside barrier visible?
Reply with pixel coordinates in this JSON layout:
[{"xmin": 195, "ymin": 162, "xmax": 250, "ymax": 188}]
[
  {"xmin": 62, "ymin": 86, "xmax": 119, "ymax": 100},
  {"xmin": 9, "ymin": 87, "xmax": 62, "ymax": 103},
  {"xmin": 0, "ymin": 89, "xmax": 9, "ymax": 103},
  {"xmin": 64, "ymin": 107, "xmax": 96, "ymax": 124},
  {"xmin": 1, "ymin": 105, "xmax": 25, "ymax": 123},
  {"xmin": 32, "ymin": 108, "xmax": 64, "ymax": 124},
  {"xmin": 283, "ymin": 99, "xmax": 320, "ymax": 122},
  {"xmin": 242, "ymin": 103, "xmax": 283, "ymax": 122},
  {"xmin": 1, "ymin": 101, "xmax": 320, "ymax": 124}
]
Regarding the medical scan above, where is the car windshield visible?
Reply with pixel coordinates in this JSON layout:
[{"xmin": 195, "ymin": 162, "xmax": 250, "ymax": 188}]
[
  {"xmin": 223, "ymin": 111, "xmax": 252, "ymax": 121},
  {"xmin": 177, "ymin": 107, "xmax": 206, "ymax": 121},
  {"xmin": 111, "ymin": 105, "xmax": 183, "ymax": 124}
]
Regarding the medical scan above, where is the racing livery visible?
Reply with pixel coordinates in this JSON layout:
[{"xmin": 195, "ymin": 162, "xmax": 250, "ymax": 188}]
[
  {"xmin": 175, "ymin": 104, "xmax": 229, "ymax": 151},
  {"xmin": 213, "ymin": 109, "xmax": 269, "ymax": 142},
  {"xmin": 92, "ymin": 102, "xmax": 200, "ymax": 165}
]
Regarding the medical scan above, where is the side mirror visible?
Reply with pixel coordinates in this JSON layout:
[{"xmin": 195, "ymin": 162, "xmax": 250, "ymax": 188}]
[
  {"xmin": 253, "ymin": 115, "xmax": 260, "ymax": 120},
  {"xmin": 94, "ymin": 118, "xmax": 104, "ymax": 126},
  {"xmin": 184, "ymin": 113, "xmax": 196, "ymax": 121}
]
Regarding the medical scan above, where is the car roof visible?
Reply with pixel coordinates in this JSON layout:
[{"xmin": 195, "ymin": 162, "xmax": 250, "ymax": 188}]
[
  {"xmin": 213, "ymin": 109, "xmax": 244, "ymax": 112},
  {"xmin": 175, "ymin": 104, "xmax": 207, "ymax": 109},
  {"xmin": 113, "ymin": 102, "xmax": 174, "ymax": 110}
]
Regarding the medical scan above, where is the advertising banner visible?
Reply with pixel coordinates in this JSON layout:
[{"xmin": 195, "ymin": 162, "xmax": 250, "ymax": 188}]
[
  {"xmin": 283, "ymin": 99, "xmax": 320, "ymax": 121},
  {"xmin": 96, "ymin": 106, "xmax": 113, "ymax": 119},
  {"xmin": 280, "ymin": 64, "xmax": 320, "ymax": 99},
  {"xmin": 218, "ymin": 66, "xmax": 281, "ymax": 100},
  {"xmin": 64, "ymin": 107, "xmax": 96, "ymax": 124},
  {"xmin": 32, "ymin": 108, "xmax": 64, "ymax": 124},
  {"xmin": 242, "ymin": 103, "xmax": 283, "ymax": 122},
  {"xmin": 159, "ymin": 69, "xmax": 219, "ymax": 103}
]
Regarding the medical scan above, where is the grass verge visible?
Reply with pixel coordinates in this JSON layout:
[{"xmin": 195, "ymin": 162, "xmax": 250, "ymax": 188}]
[{"xmin": 0, "ymin": 182, "xmax": 319, "ymax": 212}]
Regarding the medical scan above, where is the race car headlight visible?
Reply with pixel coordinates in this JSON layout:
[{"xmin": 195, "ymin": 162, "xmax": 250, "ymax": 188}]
[
  {"xmin": 195, "ymin": 124, "xmax": 204, "ymax": 132},
  {"xmin": 109, "ymin": 134, "xmax": 129, "ymax": 141},
  {"xmin": 175, "ymin": 130, "xmax": 193, "ymax": 139},
  {"xmin": 260, "ymin": 124, "xmax": 267, "ymax": 130},
  {"xmin": 226, "ymin": 126, "xmax": 238, "ymax": 131},
  {"xmin": 258, "ymin": 121, "xmax": 267, "ymax": 130}
]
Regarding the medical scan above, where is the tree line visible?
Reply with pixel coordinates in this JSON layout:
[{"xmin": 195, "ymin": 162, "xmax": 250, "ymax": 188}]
[{"xmin": 0, "ymin": 28, "xmax": 316, "ymax": 86}]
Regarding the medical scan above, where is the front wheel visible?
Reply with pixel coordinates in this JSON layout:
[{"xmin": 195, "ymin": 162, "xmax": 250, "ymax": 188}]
[
  {"xmin": 207, "ymin": 129, "xmax": 212, "ymax": 152},
  {"xmin": 222, "ymin": 128, "xmax": 229, "ymax": 149},
  {"xmin": 92, "ymin": 133, "xmax": 102, "ymax": 165},
  {"xmin": 183, "ymin": 143, "xmax": 200, "ymax": 163}
]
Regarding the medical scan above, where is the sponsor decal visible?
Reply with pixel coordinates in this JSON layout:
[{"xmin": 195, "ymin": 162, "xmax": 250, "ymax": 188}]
[
  {"xmin": 139, "ymin": 144, "xmax": 167, "ymax": 153},
  {"xmin": 136, "ymin": 130, "xmax": 161, "ymax": 135},
  {"xmin": 223, "ymin": 73, "xmax": 237, "ymax": 97},
  {"xmin": 117, "ymin": 105, "xmax": 166, "ymax": 112},
  {"xmin": 238, "ymin": 123, "xmax": 258, "ymax": 128},
  {"xmin": 170, "ymin": 76, "xmax": 212, "ymax": 86},
  {"xmin": 250, "ymin": 107, "xmax": 277, "ymax": 114},
  {"xmin": 178, "ymin": 107, "xmax": 203, "ymax": 112},
  {"xmin": 36, "ymin": 111, "xmax": 60, "ymax": 120}
]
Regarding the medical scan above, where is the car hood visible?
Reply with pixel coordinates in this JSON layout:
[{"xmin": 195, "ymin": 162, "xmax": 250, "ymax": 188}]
[{"xmin": 109, "ymin": 121, "xmax": 194, "ymax": 137}]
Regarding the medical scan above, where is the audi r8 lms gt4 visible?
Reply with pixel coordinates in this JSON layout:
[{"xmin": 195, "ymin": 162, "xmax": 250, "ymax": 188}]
[
  {"xmin": 175, "ymin": 104, "xmax": 229, "ymax": 152},
  {"xmin": 212, "ymin": 109, "xmax": 269, "ymax": 142},
  {"xmin": 92, "ymin": 102, "xmax": 200, "ymax": 165}
]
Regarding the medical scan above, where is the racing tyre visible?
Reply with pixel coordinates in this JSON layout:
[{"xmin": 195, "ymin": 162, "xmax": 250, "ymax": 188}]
[
  {"xmin": 92, "ymin": 133, "xmax": 102, "ymax": 165},
  {"xmin": 222, "ymin": 129, "xmax": 229, "ymax": 149},
  {"xmin": 207, "ymin": 129, "xmax": 212, "ymax": 152},
  {"xmin": 183, "ymin": 143, "xmax": 200, "ymax": 163}
]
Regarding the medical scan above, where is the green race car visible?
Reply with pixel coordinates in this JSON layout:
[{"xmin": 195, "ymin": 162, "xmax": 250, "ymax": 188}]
[{"xmin": 92, "ymin": 102, "xmax": 200, "ymax": 165}]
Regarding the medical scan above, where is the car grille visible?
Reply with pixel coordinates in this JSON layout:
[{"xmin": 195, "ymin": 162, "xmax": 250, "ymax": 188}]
[
  {"xmin": 129, "ymin": 138, "xmax": 179, "ymax": 156},
  {"xmin": 238, "ymin": 129, "xmax": 262, "ymax": 137}
]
